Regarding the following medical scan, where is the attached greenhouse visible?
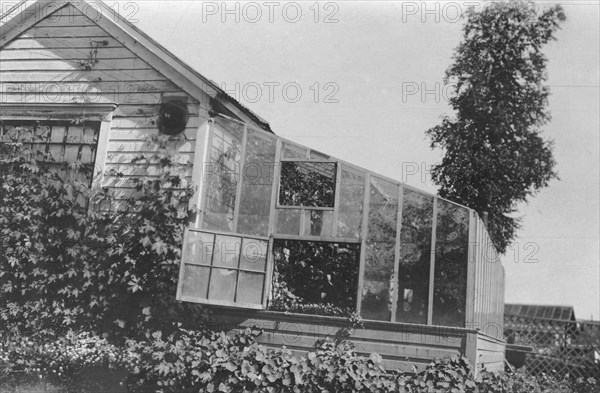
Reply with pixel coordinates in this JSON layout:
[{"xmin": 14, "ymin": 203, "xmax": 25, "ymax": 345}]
[{"xmin": 177, "ymin": 115, "xmax": 506, "ymax": 373}]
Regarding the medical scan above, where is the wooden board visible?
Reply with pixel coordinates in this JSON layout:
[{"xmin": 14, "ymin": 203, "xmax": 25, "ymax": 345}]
[
  {"xmin": 0, "ymin": 69, "xmax": 168, "ymax": 82},
  {"xmin": 3, "ymin": 36, "xmax": 125, "ymax": 50},
  {"xmin": 26, "ymin": 25, "xmax": 110, "ymax": 38},
  {"xmin": 110, "ymin": 116, "xmax": 204, "ymax": 130},
  {"xmin": 0, "ymin": 58, "xmax": 153, "ymax": 71},
  {"xmin": 209, "ymin": 308, "xmax": 468, "ymax": 372},
  {"xmin": 109, "ymin": 127, "xmax": 197, "ymax": 140},
  {"xmin": 0, "ymin": 80, "xmax": 181, "ymax": 94},
  {"xmin": 107, "ymin": 140, "xmax": 195, "ymax": 153},
  {"xmin": 0, "ymin": 47, "xmax": 137, "ymax": 61}
]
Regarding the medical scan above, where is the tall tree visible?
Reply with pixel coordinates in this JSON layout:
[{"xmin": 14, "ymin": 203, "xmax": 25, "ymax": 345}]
[{"xmin": 426, "ymin": 1, "xmax": 566, "ymax": 253}]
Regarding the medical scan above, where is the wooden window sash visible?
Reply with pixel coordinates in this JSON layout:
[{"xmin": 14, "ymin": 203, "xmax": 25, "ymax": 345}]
[
  {"xmin": 232, "ymin": 123, "xmax": 248, "ymax": 233},
  {"xmin": 356, "ymin": 172, "xmax": 371, "ymax": 314},
  {"xmin": 332, "ymin": 163, "xmax": 342, "ymax": 237},
  {"xmin": 465, "ymin": 210, "xmax": 477, "ymax": 328},
  {"xmin": 390, "ymin": 184, "xmax": 404, "ymax": 322},
  {"xmin": 427, "ymin": 197, "xmax": 438, "ymax": 325},
  {"xmin": 264, "ymin": 138, "xmax": 282, "ymax": 307},
  {"xmin": 177, "ymin": 228, "xmax": 269, "ymax": 309}
]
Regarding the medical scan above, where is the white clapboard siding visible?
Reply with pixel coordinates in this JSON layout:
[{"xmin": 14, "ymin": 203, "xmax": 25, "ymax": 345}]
[
  {"xmin": 0, "ymin": 81, "xmax": 181, "ymax": 94},
  {"xmin": 102, "ymin": 176, "xmax": 192, "ymax": 189},
  {"xmin": 0, "ymin": 58, "xmax": 154, "ymax": 71},
  {"xmin": 107, "ymin": 140, "xmax": 195, "ymax": 153},
  {"xmin": 109, "ymin": 127, "xmax": 197, "ymax": 140},
  {"xmin": 0, "ymin": 47, "xmax": 138, "ymax": 61},
  {"xmin": 104, "ymin": 163, "xmax": 193, "ymax": 177},
  {"xmin": 105, "ymin": 152, "xmax": 195, "ymax": 165},
  {"xmin": 25, "ymin": 25, "xmax": 110, "ymax": 38},
  {"xmin": 0, "ymin": 69, "xmax": 169, "ymax": 82},
  {"xmin": 113, "ymin": 103, "xmax": 201, "ymax": 118},
  {"xmin": 0, "ymin": 3, "xmax": 209, "ymax": 198},
  {"xmin": 3, "ymin": 36, "xmax": 125, "ymax": 50},
  {"xmin": 110, "ymin": 116, "xmax": 203, "ymax": 129}
]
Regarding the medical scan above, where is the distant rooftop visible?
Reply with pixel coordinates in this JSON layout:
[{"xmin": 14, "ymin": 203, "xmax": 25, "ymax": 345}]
[{"xmin": 505, "ymin": 303, "xmax": 576, "ymax": 321}]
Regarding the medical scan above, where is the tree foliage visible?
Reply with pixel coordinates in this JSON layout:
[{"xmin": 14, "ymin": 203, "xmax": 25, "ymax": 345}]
[{"xmin": 426, "ymin": 1, "xmax": 566, "ymax": 253}]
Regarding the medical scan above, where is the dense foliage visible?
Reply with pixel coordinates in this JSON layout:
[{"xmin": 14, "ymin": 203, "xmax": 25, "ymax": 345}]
[
  {"xmin": 426, "ymin": 1, "xmax": 566, "ymax": 253},
  {"xmin": 0, "ymin": 132, "xmax": 206, "ymax": 338},
  {"xmin": 2, "ymin": 326, "xmax": 598, "ymax": 392},
  {"xmin": 278, "ymin": 161, "xmax": 336, "ymax": 208},
  {"xmin": 270, "ymin": 240, "xmax": 360, "ymax": 313}
]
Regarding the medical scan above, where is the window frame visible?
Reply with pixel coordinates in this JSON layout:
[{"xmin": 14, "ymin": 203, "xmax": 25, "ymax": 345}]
[
  {"xmin": 0, "ymin": 103, "xmax": 116, "ymax": 188},
  {"xmin": 176, "ymin": 227, "xmax": 271, "ymax": 309}
]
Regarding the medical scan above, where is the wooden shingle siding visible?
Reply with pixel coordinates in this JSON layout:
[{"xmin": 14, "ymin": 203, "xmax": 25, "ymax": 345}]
[{"xmin": 0, "ymin": 4, "xmax": 209, "ymax": 203}]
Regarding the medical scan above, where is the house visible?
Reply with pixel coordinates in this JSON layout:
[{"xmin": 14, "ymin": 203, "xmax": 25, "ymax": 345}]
[{"xmin": 0, "ymin": 0, "xmax": 506, "ymax": 374}]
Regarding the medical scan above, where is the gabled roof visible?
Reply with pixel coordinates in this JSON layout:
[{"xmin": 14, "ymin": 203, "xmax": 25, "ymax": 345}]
[
  {"xmin": 0, "ymin": 0, "xmax": 271, "ymax": 132},
  {"xmin": 505, "ymin": 303, "xmax": 576, "ymax": 321}
]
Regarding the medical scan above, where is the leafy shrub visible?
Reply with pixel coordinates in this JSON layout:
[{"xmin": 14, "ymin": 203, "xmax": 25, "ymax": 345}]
[
  {"xmin": 0, "ymin": 330, "xmax": 135, "ymax": 388},
  {"xmin": 0, "ymin": 134, "xmax": 207, "ymax": 339},
  {"xmin": 2, "ymin": 325, "xmax": 598, "ymax": 393},
  {"xmin": 478, "ymin": 369, "xmax": 599, "ymax": 393},
  {"xmin": 126, "ymin": 325, "xmax": 397, "ymax": 393},
  {"xmin": 121, "ymin": 326, "xmax": 600, "ymax": 393}
]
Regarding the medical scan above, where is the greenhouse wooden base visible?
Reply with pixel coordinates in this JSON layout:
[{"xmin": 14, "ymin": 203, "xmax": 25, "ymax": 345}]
[{"xmin": 209, "ymin": 308, "xmax": 505, "ymax": 374}]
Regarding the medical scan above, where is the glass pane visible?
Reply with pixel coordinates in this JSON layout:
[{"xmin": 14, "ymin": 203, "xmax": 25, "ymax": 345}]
[
  {"xmin": 338, "ymin": 167, "xmax": 365, "ymax": 238},
  {"xmin": 283, "ymin": 143, "xmax": 307, "ymax": 159},
  {"xmin": 83, "ymin": 126, "xmax": 98, "ymax": 144},
  {"xmin": 361, "ymin": 177, "xmax": 399, "ymax": 321},
  {"xmin": 271, "ymin": 240, "xmax": 360, "ymax": 315},
  {"xmin": 321, "ymin": 210, "xmax": 333, "ymax": 237},
  {"xmin": 278, "ymin": 161, "xmax": 336, "ymax": 207},
  {"xmin": 302, "ymin": 210, "xmax": 333, "ymax": 236},
  {"xmin": 203, "ymin": 117, "xmax": 243, "ymax": 232},
  {"xmin": 181, "ymin": 265, "xmax": 210, "ymax": 299},
  {"xmin": 0, "ymin": 121, "xmax": 99, "ymax": 185},
  {"xmin": 67, "ymin": 126, "xmax": 83, "ymax": 143},
  {"xmin": 213, "ymin": 235, "xmax": 241, "ymax": 268},
  {"xmin": 183, "ymin": 231, "xmax": 214, "ymax": 266},
  {"xmin": 48, "ymin": 144, "xmax": 64, "ymax": 161},
  {"xmin": 553, "ymin": 307, "xmax": 562, "ymax": 320},
  {"xmin": 64, "ymin": 145, "xmax": 79, "ymax": 162},
  {"xmin": 396, "ymin": 189, "xmax": 433, "ymax": 324},
  {"xmin": 208, "ymin": 268, "xmax": 238, "ymax": 302},
  {"xmin": 240, "ymin": 238, "xmax": 268, "ymax": 271},
  {"xmin": 237, "ymin": 130, "xmax": 276, "ymax": 236},
  {"xmin": 80, "ymin": 145, "xmax": 93, "ymax": 163},
  {"xmin": 50, "ymin": 126, "xmax": 66, "ymax": 143},
  {"xmin": 237, "ymin": 272, "xmax": 265, "ymax": 304},
  {"xmin": 432, "ymin": 199, "xmax": 469, "ymax": 327},
  {"xmin": 310, "ymin": 150, "xmax": 329, "ymax": 160},
  {"xmin": 33, "ymin": 124, "xmax": 51, "ymax": 143},
  {"xmin": 276, "ymin": 209, "xmax": 301, "ymax": 235}
]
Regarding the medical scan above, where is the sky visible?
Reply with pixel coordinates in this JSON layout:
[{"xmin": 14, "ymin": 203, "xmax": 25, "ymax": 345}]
[{"xmin": 125, "ymin": 0, "xmax": 599, "ymax": 320}]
